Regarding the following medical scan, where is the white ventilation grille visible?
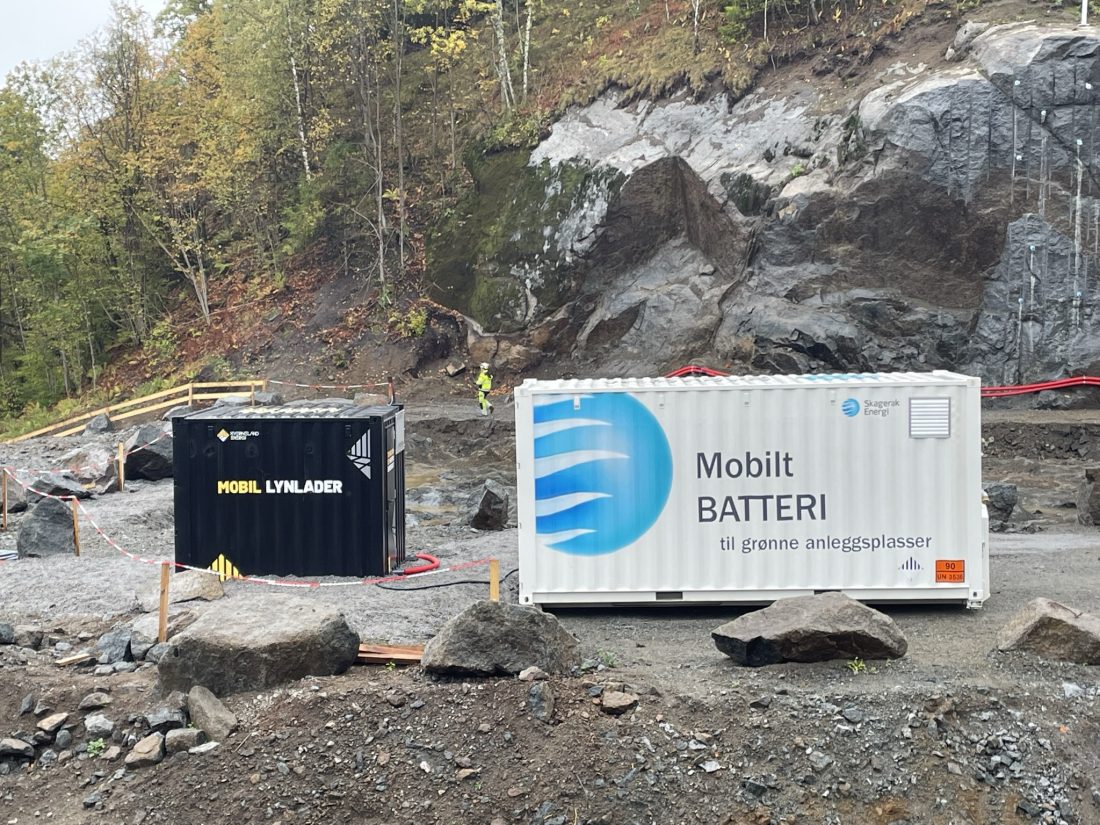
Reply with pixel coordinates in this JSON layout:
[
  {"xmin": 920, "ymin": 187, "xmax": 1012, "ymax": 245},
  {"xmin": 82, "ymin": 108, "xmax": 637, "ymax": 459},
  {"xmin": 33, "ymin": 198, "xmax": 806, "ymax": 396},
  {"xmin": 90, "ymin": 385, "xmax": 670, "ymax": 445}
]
[{"xmin": 909, "ymin": 398, "xmax": 951, "ymax": 438}]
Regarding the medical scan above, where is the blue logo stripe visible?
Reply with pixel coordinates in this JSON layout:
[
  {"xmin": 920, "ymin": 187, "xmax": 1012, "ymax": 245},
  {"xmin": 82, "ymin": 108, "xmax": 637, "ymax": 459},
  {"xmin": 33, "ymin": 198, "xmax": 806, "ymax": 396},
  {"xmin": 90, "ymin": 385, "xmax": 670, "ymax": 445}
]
[{"xmin": 532, "ymin": 393, "xmax": 672, "ymax": 556}]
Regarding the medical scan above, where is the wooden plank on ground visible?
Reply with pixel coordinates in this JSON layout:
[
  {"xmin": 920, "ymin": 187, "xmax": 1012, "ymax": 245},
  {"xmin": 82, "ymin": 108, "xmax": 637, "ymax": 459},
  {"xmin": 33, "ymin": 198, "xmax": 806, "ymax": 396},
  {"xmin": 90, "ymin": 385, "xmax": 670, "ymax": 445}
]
[
  {"xmin": 55, "ymin": 653, "xmax": 96, "ymax": 667},
  {"xmin": 356, "ymin": 643, "xmax": 424, "ymax": 666}
]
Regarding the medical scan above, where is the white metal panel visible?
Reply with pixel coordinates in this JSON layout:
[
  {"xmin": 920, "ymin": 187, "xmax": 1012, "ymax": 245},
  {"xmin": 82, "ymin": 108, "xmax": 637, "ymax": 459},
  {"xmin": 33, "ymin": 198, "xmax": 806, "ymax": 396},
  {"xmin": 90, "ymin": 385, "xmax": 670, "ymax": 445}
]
[{"xmin": 516, "ymin": 372, "xmax": 986, "ymax": 607}]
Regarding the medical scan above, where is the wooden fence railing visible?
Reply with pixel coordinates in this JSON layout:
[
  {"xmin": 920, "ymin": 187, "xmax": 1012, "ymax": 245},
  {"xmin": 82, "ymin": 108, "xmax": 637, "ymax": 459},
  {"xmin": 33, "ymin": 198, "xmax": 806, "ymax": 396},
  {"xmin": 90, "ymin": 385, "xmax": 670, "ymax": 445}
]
[{"xmin": 6, "ymin": 380, "xmax": 267, "ymax": 442}]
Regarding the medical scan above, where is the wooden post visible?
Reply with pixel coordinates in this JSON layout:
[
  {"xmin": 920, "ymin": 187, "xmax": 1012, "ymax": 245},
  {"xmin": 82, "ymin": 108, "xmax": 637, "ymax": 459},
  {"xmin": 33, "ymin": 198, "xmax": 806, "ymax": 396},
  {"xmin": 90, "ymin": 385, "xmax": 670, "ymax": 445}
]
[
  {"xmin": 187, "ymin": 384, "xmax": 194, "ymax": 406},
  {"xmin": 489, "ymin": 558, "xmax": 500, "ymax": 602},
  {"xmin": 71, "ymin": 498, "xmax": 81, "ymax": 557},
  {"xmin": 158, "ymin": 562, "xmax": 170, "ymax": 643},
  {"xmin": 263, "ymin": 378, "xmax": 270, "ymax": 392},
  {"xmin": 117, "ymin": 442, "xmax": 126, "ymax": 493},
  {"xmin": 2, "ymin": 469, "xmax": 7, "ymax": 532}
]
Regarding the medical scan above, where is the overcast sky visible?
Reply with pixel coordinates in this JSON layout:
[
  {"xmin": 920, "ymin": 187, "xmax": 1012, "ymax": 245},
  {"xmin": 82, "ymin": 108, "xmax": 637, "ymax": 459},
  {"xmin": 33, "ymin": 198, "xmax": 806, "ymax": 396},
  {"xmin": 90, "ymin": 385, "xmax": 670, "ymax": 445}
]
[{"xmin": 1, "ymin": 0, "xmax": 167, "ymax": 83}]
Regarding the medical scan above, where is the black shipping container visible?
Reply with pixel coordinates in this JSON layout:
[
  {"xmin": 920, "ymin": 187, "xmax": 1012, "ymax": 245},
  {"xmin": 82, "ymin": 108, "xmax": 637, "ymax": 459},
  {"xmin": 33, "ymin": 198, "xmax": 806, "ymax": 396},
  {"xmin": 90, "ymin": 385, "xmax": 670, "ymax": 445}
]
[{"xmin": 173, "ymin": 403, "xmax": 406, "ymax": 578}]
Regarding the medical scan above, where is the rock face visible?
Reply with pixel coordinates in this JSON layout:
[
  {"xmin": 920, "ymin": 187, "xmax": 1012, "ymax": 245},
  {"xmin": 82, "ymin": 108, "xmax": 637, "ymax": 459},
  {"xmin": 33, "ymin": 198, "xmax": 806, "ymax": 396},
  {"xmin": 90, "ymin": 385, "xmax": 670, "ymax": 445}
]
[
  {"xmin": 429, "ymin": 24, "xmax": 1100, "ymax": 383},
  {"xmin": 125, "ymin": 424, "xmax": 173, "ymax": 481},
  {"xmin": 470, "ymin": 480, "xmax": 509, "ymax": 530},
  {"xmin": 712, "ymin": 592, "xmax": 909, "ymax": 666},
  {"xmin": 16, "ymin": 497, "xmax": 77, "ymax": 558},
  {"xmin": 137, "ymin": 570, "xmax": 224, "ymax": 613},
  {"xmin": 997, "ymin": 597, "xmax": 1100, "ymax": 664},
  {"xmin": 1076, "ymin": 468, "xmax": 1100, "ymax": 526},
  {"xmin": 421, "ymin": 601, "xmax": 580, "ymax": 676},
  {"xmin": 157, "ymin": 599, "xmax": 360, "ymax": 695}
]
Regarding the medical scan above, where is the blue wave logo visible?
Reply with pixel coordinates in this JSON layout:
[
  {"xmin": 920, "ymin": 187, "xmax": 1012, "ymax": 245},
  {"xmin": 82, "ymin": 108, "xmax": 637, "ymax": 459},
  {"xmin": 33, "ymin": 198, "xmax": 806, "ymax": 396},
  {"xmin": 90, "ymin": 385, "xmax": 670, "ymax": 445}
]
[
  {"xmin": 533, "ymin": 393, "xmax": 672, "ymax": 556},
  {"xmin": 841, "ymin": 398, "xmax": 860, "ymax": 417}
]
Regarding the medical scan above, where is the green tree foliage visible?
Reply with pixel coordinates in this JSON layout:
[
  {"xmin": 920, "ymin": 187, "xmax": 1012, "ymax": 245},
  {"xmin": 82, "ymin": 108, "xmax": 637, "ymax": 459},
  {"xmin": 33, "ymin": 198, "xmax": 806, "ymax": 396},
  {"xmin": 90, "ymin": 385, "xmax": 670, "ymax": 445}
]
[{"xmin": 0, "ymin": 0, "xmax": 565, "ymax": 414}]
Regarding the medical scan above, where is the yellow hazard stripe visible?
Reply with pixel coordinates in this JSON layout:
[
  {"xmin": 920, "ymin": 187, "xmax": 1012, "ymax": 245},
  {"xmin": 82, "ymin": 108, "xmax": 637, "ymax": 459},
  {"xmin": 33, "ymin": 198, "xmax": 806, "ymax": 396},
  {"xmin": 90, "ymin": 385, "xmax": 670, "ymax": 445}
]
[{"xmin": 209, "ymin": 553, "xmax": 241, "ymax": 581}]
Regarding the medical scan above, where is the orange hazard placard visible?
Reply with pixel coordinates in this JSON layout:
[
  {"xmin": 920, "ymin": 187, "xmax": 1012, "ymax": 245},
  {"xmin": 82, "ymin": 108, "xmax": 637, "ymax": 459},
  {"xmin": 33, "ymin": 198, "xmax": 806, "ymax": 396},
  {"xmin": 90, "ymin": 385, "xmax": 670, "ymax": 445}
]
[{"xmin": 935, "ymin": 559, "xmax": 966, "ymax": 583}]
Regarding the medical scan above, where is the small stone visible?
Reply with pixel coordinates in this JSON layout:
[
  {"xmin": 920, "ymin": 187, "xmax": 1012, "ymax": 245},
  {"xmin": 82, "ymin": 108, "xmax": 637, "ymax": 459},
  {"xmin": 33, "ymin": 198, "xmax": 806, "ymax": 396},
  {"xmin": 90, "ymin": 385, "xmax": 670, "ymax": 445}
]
[
  {"xmin": 37, "ymin": 749, "xmax": 58, "ymax": 767},
  {"xmin": 477, "ymin": 723, "xmax": 492, "ymax": 734},
  {"xmin": 600, "ymin": 691, "xmax": 639, "ymax": 716},
  {"xmin": 37, "ymin": 712, "xmax": 68, "ymax": 734},
  {"xmin": 377, "ymin": 751, "xmax": 390, "ymax": 766},
  {"xmin": 84, "ymin": 714, "xmax": 115, "ymax": 739},
  {"xmin": 55, "ymin": 730, "xmax": 73, "ymax": 750},
  {"xmin": 1062, "ymin": 682, "xmax": 1084, "ymax": 699},
  {"xmin": 518, "ymin": 666, "xmax": 549, "ymax": 682},
  {"xmin": 113, "ymin": 661, "xmax": 137, "ymax": 673},
  {"xmin": 93, "ymin": 665, "xmax": 114, "ymax": 677},
  {"xmin": 188, "ymin": 741, "xmax": 220, "ymax": 755},
  {"xmin": 19, "ymin": 694, "xmax": 34, "ymax": 716},
  {"xmin": 124, "ymin": 733, "xmax": 165, "ymax": 768},
  {"xmin": 276, "ymin": 762, "xmax": 290, "ymax": 775},
  {"xmin": 78, "ymin": 692, "xmax": 112, "ymax": 711},
  {"xmin": 842, "ymin": 707, "xmax": 865, "ymax": 724},
  {"xmin": 456, "ymin": 768, "xmax": 479, "ymax": 781},
  {"xmin": 527, "ymin": 682, "xmax": 555, "ymax": 723},
  {"xmin": 102, "ymin": 745, "xmax": 122, "ymax": 762},
  {"xmin": 165, "ymin": 728, "xmax": 206, "ymax": 754},
  {"xmin": 83, "ymin": 792, "xmax": 105, "ymax": 809},
  {"xmin": 702, "ymin": 760, "xmax": 722, "ymax": 773},
  {"xmin": 947, "ymin": 762, "xmax": 963, "ymax": 775},
  {"xmin": 809, "ymin": 751, "xmax": 833, "ymax": 772},
  {"xmin": 507, "ymin": 786, "xmax": 526, "ymax": 798},
  {"xmin": 0, "ymin": 738, "xmax": 34, "ymax": 759},
  {"xmin": 385, "ymin": 690, "xmax": 406, "ymax": 708},
  {"xmin": 749, "ymin": 696, "xmax": 772, "ymax": 710},
  {"xmin": 143, "ymin": 707, "xmax": 186, "ymax": 733},
  {"xmin": 34, "ymin": 700, "xmax": 52, "ymax": 716}
]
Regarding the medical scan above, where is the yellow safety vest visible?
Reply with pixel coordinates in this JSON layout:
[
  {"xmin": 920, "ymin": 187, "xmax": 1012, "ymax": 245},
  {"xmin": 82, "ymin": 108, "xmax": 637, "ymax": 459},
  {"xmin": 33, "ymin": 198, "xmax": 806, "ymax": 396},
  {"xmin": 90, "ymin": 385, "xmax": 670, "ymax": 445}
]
[{"xmin": 476, "ymin": 371, "xmax": 493, "ymax": 392}]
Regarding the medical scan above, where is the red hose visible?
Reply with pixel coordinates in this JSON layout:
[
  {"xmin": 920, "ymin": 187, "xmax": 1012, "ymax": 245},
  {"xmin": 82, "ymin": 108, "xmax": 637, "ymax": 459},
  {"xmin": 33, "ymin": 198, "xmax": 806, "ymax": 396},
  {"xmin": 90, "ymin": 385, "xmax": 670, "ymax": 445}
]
[{"xmin": 401, "ymin": 553, "xmax": 440, "ymax": 575}]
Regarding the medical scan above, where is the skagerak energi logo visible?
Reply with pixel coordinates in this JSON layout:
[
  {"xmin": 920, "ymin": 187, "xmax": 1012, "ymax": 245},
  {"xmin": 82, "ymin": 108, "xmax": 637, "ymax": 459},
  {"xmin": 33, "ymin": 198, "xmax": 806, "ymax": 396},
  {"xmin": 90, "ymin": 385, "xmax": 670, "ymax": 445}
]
[
  {"xmin": 842, "ymin": 397, "xmax": 899, "ymax": 418},
  {"xmin": 533, "ymin": 393, "xmax": 672, "ymax": 556},
  {"xmin": 841, "ymin": 398, "xmax": 860, "ymax": 417}
]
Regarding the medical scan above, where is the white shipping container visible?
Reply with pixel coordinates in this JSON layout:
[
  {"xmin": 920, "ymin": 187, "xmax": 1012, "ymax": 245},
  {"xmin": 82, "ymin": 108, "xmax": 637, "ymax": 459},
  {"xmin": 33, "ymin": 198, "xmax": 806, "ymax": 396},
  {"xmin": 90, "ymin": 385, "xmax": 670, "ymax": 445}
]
[{"xmin": 515, "ymin": 372, "xmax": 989, "ymax": 608}]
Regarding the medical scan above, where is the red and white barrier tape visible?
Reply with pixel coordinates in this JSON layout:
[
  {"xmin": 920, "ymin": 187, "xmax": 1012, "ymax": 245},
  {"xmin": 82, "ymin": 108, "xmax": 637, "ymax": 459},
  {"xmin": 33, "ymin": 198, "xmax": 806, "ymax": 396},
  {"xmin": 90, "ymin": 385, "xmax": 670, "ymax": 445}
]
[
  {"xmin": 4, "ymin": 429, "xmax": 170, "ymax": 477},
  {"xmin": 3, "ymin": 468, "xmax": 490, "ymax": 589}
]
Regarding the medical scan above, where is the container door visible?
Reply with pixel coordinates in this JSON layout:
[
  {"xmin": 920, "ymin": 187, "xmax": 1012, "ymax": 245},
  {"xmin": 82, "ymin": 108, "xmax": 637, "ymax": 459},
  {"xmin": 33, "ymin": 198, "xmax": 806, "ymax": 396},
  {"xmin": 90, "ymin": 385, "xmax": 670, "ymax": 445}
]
[{"xmin": 384, "ymin": 420, "xmax": 398, "ymax": 572}]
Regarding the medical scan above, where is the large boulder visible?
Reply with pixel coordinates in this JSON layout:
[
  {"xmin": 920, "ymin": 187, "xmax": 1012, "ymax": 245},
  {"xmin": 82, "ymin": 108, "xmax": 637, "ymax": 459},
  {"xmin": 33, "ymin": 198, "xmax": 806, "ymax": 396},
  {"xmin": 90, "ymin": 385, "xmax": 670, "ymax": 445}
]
[
  {"xmin": 28, "ymin": 473, "xmax": 91, "ymax": 500},
  {"xmin": 84, "ymin": 414, "xmax": 114, "ymax": 435},
  {"xmin": 421, "ymin": 601, "xmax": 580, "ymax": 677},
  {"xmin": 712, "ymin": 592, "xmax": 909, "ymax": 666},
  {"xmin": 96, "ymin": 626, "xmax": 132, "ymax": 665},
  {"xmin": 3, "ymin": 473, "xmax": 28, "ymax": 513},
  {"xmin": 57, "ymin": 446, "xmax": 116, "ymax": 485},
  {"xmin": 1076, "ymin": 468, "xmax": 1100, "ymax": 526},
  {"xmin": 137, "ymin": 570, "xmax": 224, "ymax": 613},
  {"xmin": 124, "ymin": 424, "xmax": 173, "ymax": 481},
  {"xmin": 16, "ymin": 497, "xmax": 76, "ymax": 558},
  {"xmin": 157, "ymin": 599, "xmax": 359, "ymax": 696},
  {"xmin": 997, "ymin": 597, "xmax": 1100, "ymax": 665},
  {"xmin": 469, "ymin": 481, "xmax": 509, "ymax": 530},
  {"xmin": 130, "ymin": 610, "xmax": 199, "ymax": 660},
  {"xmin": 984, "ymin": 482, "xmax": 1018, "ymax": 526}
]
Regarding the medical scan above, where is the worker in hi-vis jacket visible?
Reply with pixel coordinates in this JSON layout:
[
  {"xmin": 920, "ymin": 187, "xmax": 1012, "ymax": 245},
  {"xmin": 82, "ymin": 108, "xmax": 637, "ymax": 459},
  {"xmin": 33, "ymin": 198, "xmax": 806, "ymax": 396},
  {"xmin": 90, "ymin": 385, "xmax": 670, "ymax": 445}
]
[{"xmin": 476, "ymin": 362, "xmax": 494, "ymax": 416}]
